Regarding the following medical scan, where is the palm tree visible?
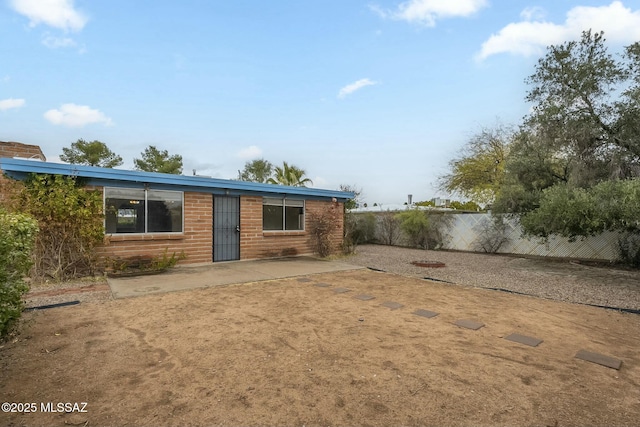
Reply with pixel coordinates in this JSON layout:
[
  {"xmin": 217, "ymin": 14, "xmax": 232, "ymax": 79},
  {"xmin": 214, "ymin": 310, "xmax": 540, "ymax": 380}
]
[{"xmin": 267, "ymin": 161, "xmax": 313, "ymax": 187}]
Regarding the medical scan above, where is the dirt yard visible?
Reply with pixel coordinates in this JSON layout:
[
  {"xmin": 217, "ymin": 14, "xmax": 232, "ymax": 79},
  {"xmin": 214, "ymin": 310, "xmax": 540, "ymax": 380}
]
[{"xmin": 1, "ymin": 268, "xmax": 640, "ymax": 426}]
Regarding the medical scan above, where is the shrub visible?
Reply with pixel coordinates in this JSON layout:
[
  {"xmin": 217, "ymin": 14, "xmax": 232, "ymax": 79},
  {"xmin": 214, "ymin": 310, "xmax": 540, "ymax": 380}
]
[
  {"xmin": 346, "ymin": 212, "xmax": 377, "ymax": 246},
  {"xmin": 308, "ymin": 207, "xmax": 339, "ymax": 257},
  {"xmin": 396, "ymin": 209, "xmax": 430, "ymax": 249},
  {"xmin": 473, "ymin": 214, "xmax": 511, "ymax": 253},
  {"xmin": 0, "ymin": 208, "xmax": 38, "ymax": 338},
  {"xmin": 106, "ymin": 249, "xmax": 186, "ymax": 276},
  {"xmin": 617, "ymin": 233, "xmax": 640, "ymax": 268},
  {"xmin": 378, "ymin": 211, "xmax": 401, "ymax": 246},
  {"xmin": 16, "ymin": 174, "xmax": 104, "ymax": 281}
]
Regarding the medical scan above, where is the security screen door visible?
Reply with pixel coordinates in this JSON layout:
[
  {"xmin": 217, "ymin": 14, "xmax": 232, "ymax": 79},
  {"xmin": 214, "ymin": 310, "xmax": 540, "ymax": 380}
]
[{"xmin": 213, "ymin": 196, "xmax": 240, "ymax": 262}]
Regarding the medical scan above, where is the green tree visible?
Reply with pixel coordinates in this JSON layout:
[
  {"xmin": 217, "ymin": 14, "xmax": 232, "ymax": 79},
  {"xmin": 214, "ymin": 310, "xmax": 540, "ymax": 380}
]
[
  {"xmin": 237, "ymin": 159, "xmax": 273, "ymax": 183},
  {"xmin": 494, "ymin": 31, "xmax": 640, "ymax": 242},
  {"xmin": 439, "ymin": 124, "xmax": 513, "ymax": 205},
  {"xmin": 267, "ymin": 161, "xmax": 312, "ymax": 187},
  {"xmin": 60, "ymin": 139, "xmax": 123, "ymax": 168},
  {"xmin": 134, "ymin": 145, "xmax": 183, "ymax": 174},
  {"xmin": 522, "ymin": 30, "xmax": 640, "ymax": 187}
]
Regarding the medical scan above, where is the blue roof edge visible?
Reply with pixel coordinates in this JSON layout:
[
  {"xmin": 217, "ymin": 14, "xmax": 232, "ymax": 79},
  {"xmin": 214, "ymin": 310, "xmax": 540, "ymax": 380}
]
[{"xmin": 0, "ymin": 158, "xmax": 355, "ymax": 201}]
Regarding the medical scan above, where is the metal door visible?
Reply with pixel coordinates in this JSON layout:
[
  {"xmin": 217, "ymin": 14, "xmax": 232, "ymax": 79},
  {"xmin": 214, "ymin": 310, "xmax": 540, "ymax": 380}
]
[{"xmin": 213, "ymin": 196, "xmax": 240, "ymax": 262}]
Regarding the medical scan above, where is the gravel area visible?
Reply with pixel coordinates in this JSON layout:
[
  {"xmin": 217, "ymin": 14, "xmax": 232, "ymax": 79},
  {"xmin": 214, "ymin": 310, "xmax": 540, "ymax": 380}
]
[
  {"xmin": 21, "ymin": 246, "xmax": 640, "ymax": 312},
  {"xmin": 346, "ymin": 244, "xmax": 640, "ymax": 311},
  {"xmin": 24, "ymin": 277, "xmax": 112, "ymax": 309}
]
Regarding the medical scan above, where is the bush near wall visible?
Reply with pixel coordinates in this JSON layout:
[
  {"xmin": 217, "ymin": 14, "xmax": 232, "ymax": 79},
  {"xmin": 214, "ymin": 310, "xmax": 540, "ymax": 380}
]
[
  {"xmin": 16, "ymin": 174, "xmax": 104, "ymax": 281},
  {"xmin": 0, "ymin": 208, "xmax": 38, "ymax": 338}
]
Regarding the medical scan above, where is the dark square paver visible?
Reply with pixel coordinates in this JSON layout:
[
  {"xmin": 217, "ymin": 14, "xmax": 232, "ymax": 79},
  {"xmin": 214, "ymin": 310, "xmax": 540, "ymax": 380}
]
[
  {"xmin": 455, "ymin": 319, "xmax": 485, "ymax": 330},
  {"xmin": 353, "ymin": 294, "xmax": 375, "ymax": 301},
  {"xmin": 412, "ymin": 309, "xmax": 439, "ymax": 318},
  {"xmin": 504, "ymin": 333, "xmax": 543, "ymax": 347},
  {"xmin": 333, "ymin": 287, "xmax": 351, "ymax": 294},
  {"xmin": 575, "ymin": 349, "xmax": 622, "ymax": 370},
  {"xmin": 313, "ymin": 282, "xmax": 331, "ymax": 288},
  {"xmin": 381, "ymin": 301, "xmax": 404, "ymax": 310}
]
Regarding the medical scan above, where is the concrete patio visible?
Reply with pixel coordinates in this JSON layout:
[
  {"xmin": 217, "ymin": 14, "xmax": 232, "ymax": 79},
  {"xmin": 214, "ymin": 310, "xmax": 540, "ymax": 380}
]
[{"xmin": 107, "ymin": 256, "xmax": 364, "ymax": 298}]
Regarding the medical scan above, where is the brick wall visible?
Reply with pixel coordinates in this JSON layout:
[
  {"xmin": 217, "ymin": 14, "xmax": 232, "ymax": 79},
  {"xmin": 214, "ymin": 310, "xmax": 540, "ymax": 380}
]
[
  {"xmin": 0, "ymin": 141, "xmax": 46, "ymax": 161},
  {"xmin": 240, "ymin": 197, "xmax": 344, "ymax": 260},
  {"xmin": 0, "ymin": 141, "xmax": 46, "ymax": 206},
  {"xmin": 97, "ymin": 191, "xmax": 213, "ymax": 264}
]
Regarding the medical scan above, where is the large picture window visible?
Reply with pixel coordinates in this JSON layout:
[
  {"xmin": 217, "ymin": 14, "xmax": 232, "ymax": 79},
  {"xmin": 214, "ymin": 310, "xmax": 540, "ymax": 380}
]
[
  {"xmin": 263, "ymin": 198, "xmax": 304, "ymax": 231},
  {"xmin": 105, "ymin": 187, "xmax": 183, "ymax": 234}
]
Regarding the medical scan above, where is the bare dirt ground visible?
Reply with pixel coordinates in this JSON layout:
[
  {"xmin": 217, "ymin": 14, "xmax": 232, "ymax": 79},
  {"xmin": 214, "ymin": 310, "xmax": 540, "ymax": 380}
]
[{"xmin": 1, "ymin": 260, "xmax": 640, "ymax": 426}]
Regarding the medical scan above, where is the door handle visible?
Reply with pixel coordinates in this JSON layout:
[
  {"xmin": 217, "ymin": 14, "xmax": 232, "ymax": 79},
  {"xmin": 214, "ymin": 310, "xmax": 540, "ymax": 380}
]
[{"xmin": 236, "ymin": 225, "xmax": 240, "ymax": 232}]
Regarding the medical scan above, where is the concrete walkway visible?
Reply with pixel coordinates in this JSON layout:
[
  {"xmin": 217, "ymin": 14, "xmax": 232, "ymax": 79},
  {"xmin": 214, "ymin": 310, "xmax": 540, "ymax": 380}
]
[{"xmin": 107, "ymin": 257, "xmax": 364, "ymax": 299}]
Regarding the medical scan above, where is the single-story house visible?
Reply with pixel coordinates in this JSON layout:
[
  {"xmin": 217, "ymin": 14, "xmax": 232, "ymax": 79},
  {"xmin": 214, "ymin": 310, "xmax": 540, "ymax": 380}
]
[{"xmin": 0, "ymin": 148, "xmax": 353, "ymax": 264}]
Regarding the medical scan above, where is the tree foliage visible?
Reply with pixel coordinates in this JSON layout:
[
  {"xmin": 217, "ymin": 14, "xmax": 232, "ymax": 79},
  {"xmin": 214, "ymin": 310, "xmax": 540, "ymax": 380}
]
[
  {"xmin": 496, "ymin": 31, "xmax": 640, "ymax": 216},
  {"xmin": 60, "ymin": 139, "xmax": 123, "ymax": 168},
  {"xmin": 519, "ymin": 179, "xmax": 640, "ymax": 240},
  {"xmin": 16, "ymin": 174, "xmax": 104, "ymax": 281},
  {"xmin": 267, "ymin": 161, "xmax": 312, "ymax": 187},
  {"xmin": 134, "ymin": 145, "xmax": 183, "ymax": 174},
  {"xmin": 0, "ymin": 208, "xmax": 38, "ymax": 338},
  {"xmin": 339, "ymin": 184, "xmax": 362, "ymax": 211},
  {"xmin": 449, "ymin": 200, "xmax": 482, "ymax": 211},
  {"xmin": 439, "ymin": 124, "xmax": 513, "ymax": 206},
  {"xmin": 237, "ymin": 159, "xmax": 273, "ymax": 183}
]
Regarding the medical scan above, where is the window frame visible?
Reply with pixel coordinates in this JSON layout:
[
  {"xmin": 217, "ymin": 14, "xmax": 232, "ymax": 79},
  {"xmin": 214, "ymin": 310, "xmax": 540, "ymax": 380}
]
[
  {"xmin": 104, "ymin": 187, "xmax": 184, "ymax": 235},
  {"xmin": 262, "ymin": 197, "xmax": 305, "ymax": 232}
]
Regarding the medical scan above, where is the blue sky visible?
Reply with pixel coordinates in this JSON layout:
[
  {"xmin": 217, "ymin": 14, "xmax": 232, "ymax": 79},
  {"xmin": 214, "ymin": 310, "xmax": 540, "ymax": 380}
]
[{"xmin": 2, "ymin": 0, "xmax": 640, "ymax": 205}]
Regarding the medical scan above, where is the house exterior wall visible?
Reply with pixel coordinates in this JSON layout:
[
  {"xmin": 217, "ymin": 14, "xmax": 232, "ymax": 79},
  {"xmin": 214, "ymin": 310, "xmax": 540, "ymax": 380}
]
[
  {"xmin": 0, "ymin": 141, "xmax": 46, "ymax": 205},
  {"xmin": 97, "ymin": 190, "xmax": 213, "ymax": 264},
  {"xmin": 240, "ymin": 197, "xmax": 344, "ymax": 259},
  {"xmin": 97, "ymin": 191, "xmax": 344, "ymax": 265}
]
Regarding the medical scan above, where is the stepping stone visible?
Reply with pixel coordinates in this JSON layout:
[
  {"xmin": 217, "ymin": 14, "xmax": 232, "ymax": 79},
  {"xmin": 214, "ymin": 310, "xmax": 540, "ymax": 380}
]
[
  {"xmin": 313, "ymin": 282, "xmax": 331, "ymax": 288},
  {"xmin": 297, "ymin": 278, "xmax": 312, "ymax": 283},
  {"xmin": 333, "ymin": 287, "xmax": 351, "ymax": 294},
  {"xmin": 575, "ymin": 349, "xmax": 622, "ymax": 370},
  {"xmin": 381, "ymin": 301, "xmax": 404, "ymax": 310},
  {"xmin": 353, "ymin": 294, "xmax": 375, "ymax": 301},
  {"xmin": 504, "ymin": 333, "xmax": 543, "ymax": 347},
  {"xmin": 455, "ymin": 319, "xmax": 485, "ymax": 330},
  {"xmin": 412, "ymin": 309, "xmax": 439, "ymax": 318}
]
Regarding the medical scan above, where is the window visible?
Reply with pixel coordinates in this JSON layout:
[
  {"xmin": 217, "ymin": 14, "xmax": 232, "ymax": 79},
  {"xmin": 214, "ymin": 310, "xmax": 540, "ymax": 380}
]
[
  {"xmin": 105, "ymin": 187, "xmax": 183, "ymax": 234},
  {"xmin": 263, "ymin": 198, "xmax": 304, "ymax": 231}
]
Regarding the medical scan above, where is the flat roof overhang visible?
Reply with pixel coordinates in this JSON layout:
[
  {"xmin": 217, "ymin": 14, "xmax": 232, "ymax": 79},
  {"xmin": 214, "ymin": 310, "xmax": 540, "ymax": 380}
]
[{"xmin": 0, "ymin": 158, "xmax": 355, "ymax": 202}]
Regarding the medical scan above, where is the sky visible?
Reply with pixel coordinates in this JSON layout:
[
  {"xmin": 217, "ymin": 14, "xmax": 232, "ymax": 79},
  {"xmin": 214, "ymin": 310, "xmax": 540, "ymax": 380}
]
[{"xmin": 2, "ymin": 0, "xmax": 640, "ymax": 205}]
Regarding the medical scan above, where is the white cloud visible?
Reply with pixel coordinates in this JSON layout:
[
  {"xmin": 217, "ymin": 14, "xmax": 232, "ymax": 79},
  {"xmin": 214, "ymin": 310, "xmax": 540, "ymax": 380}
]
[
  {"xmin": 338, "ymin": 78, "xmax": 378, "ymax": 99},
  {"xmin": 10, "ymin": 0, "xmax": 88, "ymax": 31},
  {"xmin": 44, "ymin": 103, "xmax": 113, "ymax": 127},
  {"xmin": 477, "ymin": 1, "xmax": 640, "ymax": 61},
  {"xmin": 42, "ymin": 35, "xmax": 76, "ymax": 48},
  {"xmin": 520, "ymin": 6, "xmax": 546, "ymax": 21},
  {"xmin": 372, "ymin": 0, "xmax": 488, "ymax": 26},
  {"xmin": 237, "ymin": 145, "xmax": 263, "ymax": 159},
  {"xmin": 0, "ymin": 98, "xmax": 25, "ymax": 111}
]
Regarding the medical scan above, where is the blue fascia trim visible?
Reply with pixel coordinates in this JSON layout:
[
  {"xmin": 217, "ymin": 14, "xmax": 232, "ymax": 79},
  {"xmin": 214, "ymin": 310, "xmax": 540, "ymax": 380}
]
[{"xmin": 0, "ymin": 158, "xmax": 355, "ymax": 201}]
